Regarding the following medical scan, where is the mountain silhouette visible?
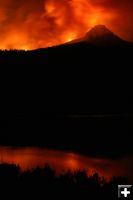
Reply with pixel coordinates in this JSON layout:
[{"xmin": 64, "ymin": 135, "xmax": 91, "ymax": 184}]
[{"xmin": 68, "ymin": 24, "xmax": 129, "ymax": 46}]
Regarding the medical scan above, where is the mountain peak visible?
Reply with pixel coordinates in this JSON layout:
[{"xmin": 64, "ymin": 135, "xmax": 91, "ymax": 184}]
[
  {"xmin": 87, "ymin": 25, "xmax": 113, "ymax": 37},
  {"xmin": 66, "ymin": 24, "xmax": 128, "ymax": 47},
  {"xmin": 84, "ymin": 24, "xmax": 125, "ymax": 46}
]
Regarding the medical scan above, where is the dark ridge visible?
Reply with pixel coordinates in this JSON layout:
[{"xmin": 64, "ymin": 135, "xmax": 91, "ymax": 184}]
[{"xmin": 0, "ymin": 25, "xmax": 132, "ymax": 158}]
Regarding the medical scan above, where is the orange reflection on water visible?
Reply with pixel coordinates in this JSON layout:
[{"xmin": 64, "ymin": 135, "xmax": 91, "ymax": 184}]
[{"xmin": 0, "ymin": 147, "xmax": 132, "ymax": 181}]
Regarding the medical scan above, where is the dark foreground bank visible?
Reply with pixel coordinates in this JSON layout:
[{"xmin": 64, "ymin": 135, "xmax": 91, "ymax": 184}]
[{"xmin": 0, "ymin": 163, "xmax": 129, "ymax": 200}]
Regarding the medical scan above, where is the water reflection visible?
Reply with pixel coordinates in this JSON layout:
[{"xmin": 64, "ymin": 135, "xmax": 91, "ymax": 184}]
[{"xmin": 0, "ymin": 146, "xmax": 132, "ymax": 180}]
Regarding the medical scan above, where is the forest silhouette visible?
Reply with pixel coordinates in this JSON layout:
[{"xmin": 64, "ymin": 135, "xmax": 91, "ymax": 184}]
[
  {"xmin": 0, "ymin": 163, "xmax": 128, "ymax": 200},
  {"xmin": 0, "ymin": 29, "xmax": 132, "ymax": 200}
]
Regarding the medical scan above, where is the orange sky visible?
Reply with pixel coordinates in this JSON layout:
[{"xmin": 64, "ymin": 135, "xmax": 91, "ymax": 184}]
[{"xmin": 0, "ymin": 0, "xmax": 133, "ymax": 49}]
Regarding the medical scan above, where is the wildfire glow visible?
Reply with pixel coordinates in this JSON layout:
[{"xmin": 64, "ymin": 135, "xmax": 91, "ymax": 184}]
[
  {"xmin": 0, "ymin": 147, "xmax": 132, "ymax": 181},
  {"xmin": 0, "ymin": 0, "xmax": 132, "ymax": 50}
]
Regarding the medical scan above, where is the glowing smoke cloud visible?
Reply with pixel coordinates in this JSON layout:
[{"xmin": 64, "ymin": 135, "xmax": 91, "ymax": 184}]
[{"xmin": 0, "ymin": 0, "xmax": 133, "ymax": 49}]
